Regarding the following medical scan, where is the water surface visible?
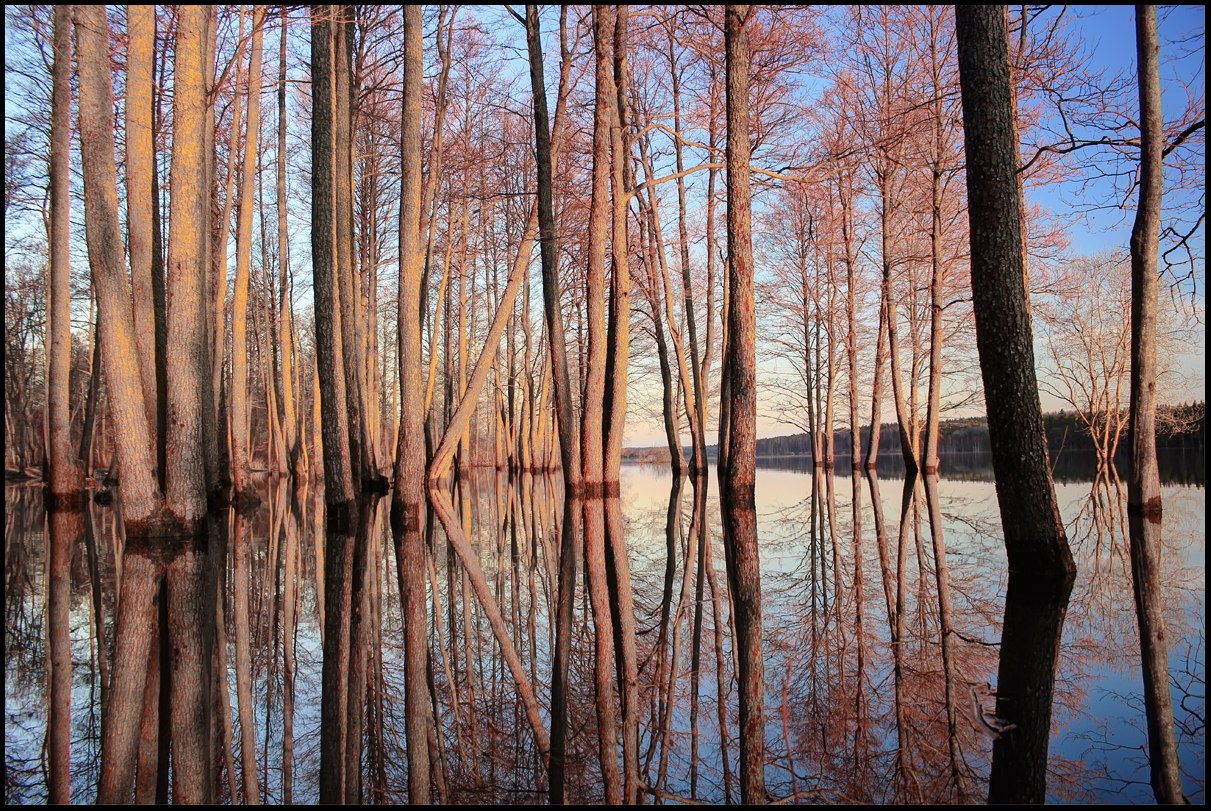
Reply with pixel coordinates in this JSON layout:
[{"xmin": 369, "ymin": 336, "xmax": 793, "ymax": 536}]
[{"xmin": 4, "ymin": 455, "xmax": 1204, "ymax": 803}]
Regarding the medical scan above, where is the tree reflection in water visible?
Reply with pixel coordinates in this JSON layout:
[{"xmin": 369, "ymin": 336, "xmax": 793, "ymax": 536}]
[{"xmin": 2, "ymin": 462, "xmax": 1204, "ymax": 803}]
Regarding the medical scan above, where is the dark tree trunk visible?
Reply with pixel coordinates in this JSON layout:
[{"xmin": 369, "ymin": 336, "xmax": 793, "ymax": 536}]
[
  {"xmin": 956, "ymin": 5, "xmax": 1077, "ymax": 803},
  {"xmin": 311, "ymin": 6, "xmax": 356, "ymax": 507},
  {"xmin": 955, "ymin": 5, "xmax": 1074, "ymax": 578}
]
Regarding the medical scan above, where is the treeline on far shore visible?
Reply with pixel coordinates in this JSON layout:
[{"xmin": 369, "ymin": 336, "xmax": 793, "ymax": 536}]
[{"xmin": 622, "ymin": 402, "xmax": 1206, "ymax": 463}]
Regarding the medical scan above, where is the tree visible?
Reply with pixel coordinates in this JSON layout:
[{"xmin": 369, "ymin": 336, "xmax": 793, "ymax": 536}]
[
  {"xmin": 311, "ymin": 5, "xmax": 356, "ymax": 509},
  {"xmin": 956, "ymin": 5, "xmax": 1076, "ymax": 803},
  {"xmin": 74, "ymin": 4, "xmax": 161, "ymax": 529},
  {"xmin": 1126, "ymin": 5, "xmax": 1184, "ymax": 803},
  {"xmin": 46, "ymin": 4, "xmax": 77, "ymax": 501},
  {"xmin": 722, "ymin": 5, "xmax": 766, "ymax": 804},
  {"xmin": 231, "ymin": 6, "xmax": 266, "ymax": 502}
]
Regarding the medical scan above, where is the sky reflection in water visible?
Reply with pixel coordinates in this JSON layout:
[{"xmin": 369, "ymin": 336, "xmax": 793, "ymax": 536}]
[{"xmin": 3, "ymin": 455, "xmax": 1204, "ymax": 803}]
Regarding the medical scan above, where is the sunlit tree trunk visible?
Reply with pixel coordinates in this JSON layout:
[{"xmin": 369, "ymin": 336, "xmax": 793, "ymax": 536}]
[
  {"xmin": 126, "ymin": 4, "xmax": 159, "ymax": 461},
  {"xmin": 164, "ymin": 4, "xmax": 212, "ymax": 527},
  {"xmin": 48, "ymin": 4, "xmax": 79, "ymax": 501},
  {"xmin": 232, "ymin": 6, "xmax": 266, "ymax": 502},
  {"xmin": 394, "ymin": 6, "xmax": 431, "ymax": 802},
  {"xmin": 75, "ymin": 4, "xmax": 162, "ymax": 527},
  {"xmin": 1127, "ymin": 6, "xmax": 1183, "ymax": 803},
  {"xmin": 722, "ymin": 6, "xmax": 766, "ymax": 803}
]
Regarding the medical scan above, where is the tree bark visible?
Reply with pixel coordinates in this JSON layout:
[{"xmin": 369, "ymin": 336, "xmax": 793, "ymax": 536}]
[
  {"xmin": 956, "ymin": 5, "xmax": 1077, "ymax": 802},
  {"xmin": 1127, "ymin": 5, "xmax": 1183, "ymax": 803},
  {"xmin": 231, "ymin": 6, "xmax": 266, "ymax": 501},
  {"xmin": 723, "ymin": 6, "xmax": 766, "ymax": 804},
  {"xmin": 311, "ymin": 6, "xmax": 356, "ymax": 507},
  {"xmin": 74, "ymin": 4, "xmax": 162, "ymax": 527},
  {"xmin": 48, "ymin": 4, "xmax": 80, "ymax": 500}
]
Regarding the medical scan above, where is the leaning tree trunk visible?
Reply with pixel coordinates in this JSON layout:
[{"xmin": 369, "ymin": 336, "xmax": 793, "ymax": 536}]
[
  {"xmin": 74, "ymin": 4, "xmax": 162, "ymax": 528},
  {"xmin": 1126, "ymin": 5, "xmax": 1183, "ymax": 803},
  {"xmin": 956, "ymin": 6, "xmax": 1077, "ymax": 803},
  {"xmin": 723, "ymin": 5, "xmax": 766, "ymax": 804}
]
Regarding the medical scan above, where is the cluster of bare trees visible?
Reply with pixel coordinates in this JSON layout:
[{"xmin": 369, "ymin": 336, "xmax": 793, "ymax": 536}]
[{"xmin": 3, "ymin": 2, "xmax": 1201, "ymax": 805}]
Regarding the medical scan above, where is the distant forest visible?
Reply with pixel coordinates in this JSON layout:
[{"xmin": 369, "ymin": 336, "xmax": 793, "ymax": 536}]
[{"xmin": 623, "ymin": 403, "xmax": 1206, "ymax": 462}]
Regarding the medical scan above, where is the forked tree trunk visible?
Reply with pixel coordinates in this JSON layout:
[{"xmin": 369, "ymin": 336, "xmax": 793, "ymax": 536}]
[
  {"xmin": 582, "ymin": 6, "xmax": 622, "ymax": 801},
  {"xmin": 75, "ymin": 4, "xmax": 162, "ymax": 527}
]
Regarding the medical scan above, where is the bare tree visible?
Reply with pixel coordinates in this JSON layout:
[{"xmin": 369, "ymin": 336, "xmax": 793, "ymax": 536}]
[
  {"xmin": 1126, "ymin": 5, "xmax": 1184, "ymax": 803},
  {"xmin": 722, "ymin": 5, "xmax": 766, "ymax": 804},
  {"xmin": 956, "ymin": 5, "xmax": 1076, "ymax": 803}
]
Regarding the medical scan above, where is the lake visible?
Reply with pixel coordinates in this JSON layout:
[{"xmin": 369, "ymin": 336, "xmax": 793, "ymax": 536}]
[{"xmin": 4, "ymin": 453, "xmax": 1204, "ymax": 803}]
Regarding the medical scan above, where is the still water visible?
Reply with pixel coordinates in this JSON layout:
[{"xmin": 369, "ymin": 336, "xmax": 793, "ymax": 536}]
[{"xmin": 4, "ymin": 454, "xmax": 1204, "ymax": 803}]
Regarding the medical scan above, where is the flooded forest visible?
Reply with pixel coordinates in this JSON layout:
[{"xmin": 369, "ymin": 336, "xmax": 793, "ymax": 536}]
[{"xmin": 3, "ymin": 4, "xmax": 1205, "ymax": 805}]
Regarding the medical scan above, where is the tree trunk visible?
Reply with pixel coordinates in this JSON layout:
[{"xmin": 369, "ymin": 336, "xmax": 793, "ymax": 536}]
[
  {"xmin": 311, "ymin": 6, "xmax": 356, "ymax": 507},
  {"xmin": 48, "ymin": 4, "xmax": 79, "ymax": 500},
  {"xmin": 231, "ymin": 6, "xmax": 266, "ymax": 502},
  {"xmin": 276, "ymin": 11, "xmax": 300, "ymax": 478},
  {"xmin": 127, "ymin": 4, "xmax": 159, "ymax": 452},
  {"xmin": 956, "ymin": 5, "xmax": 1077, "ymax": 802},
  {"xmin": 75, "ymin": 4, "xmax": 162, "ymax": 527},
  {"xmin": 1127, "ymin": 5, "xmax": 1183, "ymax": 803},
  {"xmin": 164, "ymin": 5, "xmax": 212, "ymax": 528},
  {"xmin": 393, "ymin": 6, "xmax": 430, "ymax": 803},
  {"xmin": 723, "ymin": 6, "xmax": 766, "ymax": 804},
  {"xmin": 955, "ymin": 4, "xmax": 1074, "ymax": 579},
  {"xmin": 335, "ymin": 5, "xmax": 370, "ymax": 487}
]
